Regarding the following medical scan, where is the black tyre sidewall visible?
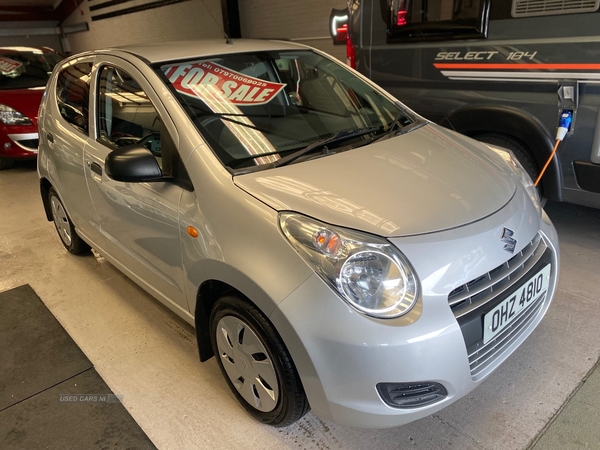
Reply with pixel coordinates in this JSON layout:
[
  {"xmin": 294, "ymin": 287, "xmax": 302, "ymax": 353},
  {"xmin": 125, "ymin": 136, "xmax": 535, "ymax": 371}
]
[
  {"xmin": 210, "ymin": 296, "xmax": 309, "ymax": 427},
  {"xmin": 475, "ymin": 133, "xmax": 538, "ymax": 180},
  {"xmin": 475, "ymin": 133, "xmax": 543, "ymax": 197},
  {"xmin": 0, "ymin": 157, "xmax": 15, "ymax": 170}
]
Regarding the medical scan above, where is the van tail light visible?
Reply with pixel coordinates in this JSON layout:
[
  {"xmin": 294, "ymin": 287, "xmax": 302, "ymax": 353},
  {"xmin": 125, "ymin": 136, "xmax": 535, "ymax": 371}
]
[
  {"xmin": 330, "ymin": 8, "xmax": 349, "ymax": 45},
  {"xmin": 392, "ymin": 0, "xmax": 408, "ymax": 27},
  {"xmin": 346, "ymin": 34, "xmax": 356, "ymax": 69},
  {"xmin": 397, "ymin": 9, "xmax": 407, "ymax": 26},
  {"xmin": 334, "ymin": 24, "xmax": 348, "ymax": 44}
]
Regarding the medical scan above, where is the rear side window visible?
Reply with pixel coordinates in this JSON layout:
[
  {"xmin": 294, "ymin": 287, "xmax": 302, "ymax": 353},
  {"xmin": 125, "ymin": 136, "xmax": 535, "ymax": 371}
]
[
  {"xmin": 385, "ymin": 0, "xmax": 491, "ymax": 42},
  {"xmin": 55, "ymin": 62, "xmax": 93, "ymax": 134}
]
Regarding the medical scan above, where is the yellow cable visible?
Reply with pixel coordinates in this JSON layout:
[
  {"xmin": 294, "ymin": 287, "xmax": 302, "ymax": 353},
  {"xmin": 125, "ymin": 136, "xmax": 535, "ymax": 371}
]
[{"xmin": 534, "ymin": 139, "xmax": 561, "ymax": 187}]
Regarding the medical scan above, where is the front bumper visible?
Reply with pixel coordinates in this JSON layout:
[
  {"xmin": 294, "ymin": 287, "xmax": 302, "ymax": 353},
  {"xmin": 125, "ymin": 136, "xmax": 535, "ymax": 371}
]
[
  {"xmin": 270, "ymin": 187, "xmax": 559, "ymax": 428},
  {"xmin": 0, "ymin": 127, "xmax": 39, "ymax": 159}
]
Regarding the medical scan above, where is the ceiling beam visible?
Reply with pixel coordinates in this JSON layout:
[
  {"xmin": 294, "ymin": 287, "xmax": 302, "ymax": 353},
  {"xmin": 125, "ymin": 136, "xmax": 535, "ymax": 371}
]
[{"xmin": 0, "ymin": 0, "xmax": 83, "ymax": 23}]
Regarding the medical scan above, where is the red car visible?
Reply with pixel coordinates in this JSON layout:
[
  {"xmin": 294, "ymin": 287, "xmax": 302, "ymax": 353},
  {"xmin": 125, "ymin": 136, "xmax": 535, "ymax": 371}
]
[{"xmin": 0, "ymin": 47, "xmax": 62, "ymax": 169}]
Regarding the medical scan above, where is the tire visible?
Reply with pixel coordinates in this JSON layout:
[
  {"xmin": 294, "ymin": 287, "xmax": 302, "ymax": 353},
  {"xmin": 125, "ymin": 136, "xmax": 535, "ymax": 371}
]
[
  {"xmin": 0, "ymin": 156, "xmax": 14, "ymax": 170},
  {"xmin": 474, "ymin": 133, "xmax": 539, "ymax": 183},
  {"xmin": 48, "ymin": 187, "xmax": 90, "ymax": 255},
  {"xmin": 210, "ymin": 295, "xmax": 309, "ymax": 427}
]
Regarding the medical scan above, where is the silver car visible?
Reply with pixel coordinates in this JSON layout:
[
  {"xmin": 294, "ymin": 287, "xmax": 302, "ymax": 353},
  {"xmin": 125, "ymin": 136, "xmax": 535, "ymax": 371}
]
[{"xmin": 37, "ymin": 39, "xmax": 559, "ymax": 428}]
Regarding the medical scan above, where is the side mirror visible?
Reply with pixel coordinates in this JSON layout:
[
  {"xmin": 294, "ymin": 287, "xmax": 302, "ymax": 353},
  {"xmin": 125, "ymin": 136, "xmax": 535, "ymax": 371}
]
[{"xmin": 105, "ymin": 145, "xmax": 162, "ymax": 183}]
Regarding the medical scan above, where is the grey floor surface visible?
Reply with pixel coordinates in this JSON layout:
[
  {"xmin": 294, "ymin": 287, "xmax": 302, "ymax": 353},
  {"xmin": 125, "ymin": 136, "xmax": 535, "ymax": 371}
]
[
  {"xmin": 0, "ymin": 284, "xmax": 156, "ymax": 449},
  {"xmin": 1, "ymin": 161, "xmax": 599, "ymax": 449}
]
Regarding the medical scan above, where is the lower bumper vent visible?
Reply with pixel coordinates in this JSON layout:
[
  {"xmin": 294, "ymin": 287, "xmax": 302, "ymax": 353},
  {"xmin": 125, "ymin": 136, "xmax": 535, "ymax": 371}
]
[{"xmin": 377, "ymin": 382, "xmax": 447, "ymax": 409}]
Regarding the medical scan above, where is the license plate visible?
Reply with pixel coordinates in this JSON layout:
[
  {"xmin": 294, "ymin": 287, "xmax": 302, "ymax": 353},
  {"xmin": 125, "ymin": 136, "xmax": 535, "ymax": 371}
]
[{"xmin": 483, "ymin": 264, "xmax": 551, "ymax": 344}]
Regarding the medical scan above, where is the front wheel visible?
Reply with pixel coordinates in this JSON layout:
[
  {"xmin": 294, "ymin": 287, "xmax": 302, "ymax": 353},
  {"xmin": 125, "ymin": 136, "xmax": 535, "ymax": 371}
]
[
  {"xmin": 475, "ymin": 133, "xmax": 539, "ymax": 180},
  {"xmin": 48, "ymin": 187, "xmax": 90, "ymax": 255},
  {"xmin": 210, "ymin": 295, "xmax": 309, "ymax": 427}
]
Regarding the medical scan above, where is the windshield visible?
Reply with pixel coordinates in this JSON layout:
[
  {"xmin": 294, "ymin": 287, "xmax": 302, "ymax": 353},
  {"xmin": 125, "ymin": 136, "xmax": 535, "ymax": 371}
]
[
  {"xmin": 156, "ymin": 50, "xmax": 420, "ymax": 171},
  {"xmin": 0, "ymin": 50, "xmax": 62, "ymax": 90}
]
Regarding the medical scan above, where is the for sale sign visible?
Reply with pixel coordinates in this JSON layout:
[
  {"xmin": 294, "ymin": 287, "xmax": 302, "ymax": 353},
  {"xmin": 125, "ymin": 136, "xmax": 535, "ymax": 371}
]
[
  {"xmin": 164, "ymin": 61, "xmax": 286, "ymax": 106},
  {"xmin": 0, "ymin": 57, "xmax": 22, "ymax": 75}
]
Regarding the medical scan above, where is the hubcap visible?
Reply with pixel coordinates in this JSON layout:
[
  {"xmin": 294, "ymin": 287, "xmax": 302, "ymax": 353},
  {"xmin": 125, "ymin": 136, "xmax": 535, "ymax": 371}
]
[
  {"xmin": 50, "ymin": 195, "xmax": 72, "ymax": 246},
  {"xmin": 216, "ymin": 315, "xmax": 279, "ymax": 412}
]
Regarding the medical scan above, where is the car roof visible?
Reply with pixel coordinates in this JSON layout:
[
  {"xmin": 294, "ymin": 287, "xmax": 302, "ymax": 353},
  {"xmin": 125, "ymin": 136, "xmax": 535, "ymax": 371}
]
[{"xmin": 106, "ymin": 39, "xmax": 311, "ymax": 64}]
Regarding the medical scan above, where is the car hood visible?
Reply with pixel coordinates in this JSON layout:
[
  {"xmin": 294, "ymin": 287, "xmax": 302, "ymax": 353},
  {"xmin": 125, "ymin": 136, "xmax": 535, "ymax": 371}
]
[
  {"xmin": 234, "ymin": 124, "xmax": 517, "ymax": 237},
  {"xmin": 0, "ymin": 87, "xmax": 45, "ymax": 121}
]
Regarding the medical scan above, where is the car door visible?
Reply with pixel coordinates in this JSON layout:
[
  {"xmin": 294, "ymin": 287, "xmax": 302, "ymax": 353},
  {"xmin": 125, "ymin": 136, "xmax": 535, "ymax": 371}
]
[
  {"xmin": 84, "ymin": 56, "xmax": 190, "ymax": 312},
  {"xmin": 40, "ymin": 57, "xmax": 99, "ymax": 238}
]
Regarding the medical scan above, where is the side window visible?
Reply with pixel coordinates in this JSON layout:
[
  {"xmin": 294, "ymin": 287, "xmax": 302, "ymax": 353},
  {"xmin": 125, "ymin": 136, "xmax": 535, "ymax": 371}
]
[
  {"xmin": 56, "ymin": 62, "xmax": 93, "ymax": 133},
  {"xmin": 386, "ymin": 0, "xmax": 490, "ymax": 42},
  {"xmin": 97, "ymin": 65, "xmax": 192, "ymax": 189},
  {"xmin": 97, "ymin": 65, "xmax": 162, "ymax": 161}
]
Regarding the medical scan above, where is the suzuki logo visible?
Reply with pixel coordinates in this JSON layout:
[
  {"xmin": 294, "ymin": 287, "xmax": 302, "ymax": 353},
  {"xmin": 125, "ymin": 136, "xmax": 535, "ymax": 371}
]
[{"xmin": 501, "ymin": 227, "xmax": 517, "ymax": 253}]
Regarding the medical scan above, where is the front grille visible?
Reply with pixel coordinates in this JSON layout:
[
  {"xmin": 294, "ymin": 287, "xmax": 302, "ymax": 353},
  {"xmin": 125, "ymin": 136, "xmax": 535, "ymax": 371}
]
[
  {"xmin": 448, "ymin": 233, "xmax": 553, "ymax": 380},
  {"xmin": 448, "ymin": 233, "xmax": 546, "ymax": 317},
  {"xmin": 468, "ymin": 291, "xmax": 546, "ymax": 379}
]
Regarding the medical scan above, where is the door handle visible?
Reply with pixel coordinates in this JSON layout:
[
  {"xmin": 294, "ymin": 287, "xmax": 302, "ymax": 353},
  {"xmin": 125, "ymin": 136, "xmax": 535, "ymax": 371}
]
[
  {"xmin": 47, "ymin": 133, "xmax": 54, "ymax": 143},
  {"xmin": 90, "ymin": 162, "xmax": 102, "ymax": 176}
]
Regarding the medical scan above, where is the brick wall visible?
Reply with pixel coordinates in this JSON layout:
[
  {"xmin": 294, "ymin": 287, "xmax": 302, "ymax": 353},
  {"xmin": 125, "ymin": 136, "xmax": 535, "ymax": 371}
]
[
  {"xmin": 239, "ymin": 0, "xmax": 348, "ymax": 60},
  {"xmin": 62, "ymin": 0, "xmax": 224, "ymax": 54},
  {"xmin": 61, "ymin": 0, "xmax": 348, "ymax": 59}
]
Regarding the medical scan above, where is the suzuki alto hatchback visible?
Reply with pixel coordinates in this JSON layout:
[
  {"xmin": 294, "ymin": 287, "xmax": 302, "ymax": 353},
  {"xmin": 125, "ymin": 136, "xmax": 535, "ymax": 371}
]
[
  {"xmin": 38, "ymin": 39, "xmax": 559, "ymax": 428},
  {"xmin": 0, "ymin": 46, "xmax": 61, "ymax": 169}
]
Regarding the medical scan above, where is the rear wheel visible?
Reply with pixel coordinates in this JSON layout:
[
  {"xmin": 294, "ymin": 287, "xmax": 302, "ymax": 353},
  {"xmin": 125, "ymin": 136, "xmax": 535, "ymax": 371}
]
[
  {"xmin": 475, "ymin": 132, "xmax": 543, "ymax": 198},
  {"xmin": 48, "ymin": 187, "xmax": 90, "ymax": 255},
  {"xmin": 210, "ymin": 295, "xmax": 309, "ymax": 427},
  {"xmin": 475, "ymin": 133, "xmax": 539, "ymax": 182}
]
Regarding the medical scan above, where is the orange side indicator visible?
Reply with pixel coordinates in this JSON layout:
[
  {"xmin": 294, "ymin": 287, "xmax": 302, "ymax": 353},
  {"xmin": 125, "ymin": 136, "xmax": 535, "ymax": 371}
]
[{"xmin": 187, "ymin": 226, "xmax": 199, "ymax": 238}]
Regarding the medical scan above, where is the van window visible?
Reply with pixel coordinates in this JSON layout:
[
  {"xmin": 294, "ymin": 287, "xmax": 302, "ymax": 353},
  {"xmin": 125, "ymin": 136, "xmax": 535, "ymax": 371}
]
[
  {"xmin": 386, "ymin": 0, "xmax": 491, "ymax": 42},
  {"xmin": 56, "ymin": 62, "xmax": 93, "ymax": 134}
]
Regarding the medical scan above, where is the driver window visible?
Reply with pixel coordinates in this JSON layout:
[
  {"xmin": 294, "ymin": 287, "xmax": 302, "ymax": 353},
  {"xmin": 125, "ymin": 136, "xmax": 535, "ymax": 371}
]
[{"xmin": 97, "ymin": 65, "xmax": 163, "ymax": 168}]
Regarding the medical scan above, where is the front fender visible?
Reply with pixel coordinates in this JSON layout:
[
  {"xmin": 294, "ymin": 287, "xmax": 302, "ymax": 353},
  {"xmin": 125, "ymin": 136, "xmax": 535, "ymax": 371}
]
[{"xmin": 445, "ymin": 105, "xmax": 561, "ymax": 201}]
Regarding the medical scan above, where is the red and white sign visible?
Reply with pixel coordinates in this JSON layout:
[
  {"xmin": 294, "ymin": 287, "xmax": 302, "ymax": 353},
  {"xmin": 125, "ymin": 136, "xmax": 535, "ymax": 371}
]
[
  {"xmin": 0, "ymin": 57, "xmax": 22, "ymax": 74},
  {"xmin": 164, "ymin": 61, "xmax": 285, "ymax": 106}
]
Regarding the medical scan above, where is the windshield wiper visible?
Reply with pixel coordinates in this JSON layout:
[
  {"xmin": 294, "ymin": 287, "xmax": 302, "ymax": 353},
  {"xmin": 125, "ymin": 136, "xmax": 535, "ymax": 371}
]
[
  {"xmin": 388, "ymin": 110, "xmax": 413, "ymax": 134},
  {"xmin": 229, "ymin": 150, "xmax": 286, "ymax": 168},
  {"xmin": 373, "ymin": 110, "xmax": 418, "ymax": 143},
  {"xmin": 272, "ymin": 126, "xmax": 379, "ymax": 168}
]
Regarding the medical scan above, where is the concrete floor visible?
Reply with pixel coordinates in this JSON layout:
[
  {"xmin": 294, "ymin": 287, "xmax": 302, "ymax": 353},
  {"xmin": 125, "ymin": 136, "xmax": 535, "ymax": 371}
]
[{"xmin": 1, "ymin": 160, "xmax": 600, "ymax": 450}]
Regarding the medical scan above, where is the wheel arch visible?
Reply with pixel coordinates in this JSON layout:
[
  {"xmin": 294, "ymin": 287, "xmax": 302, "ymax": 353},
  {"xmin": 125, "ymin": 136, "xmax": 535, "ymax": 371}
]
[
  {"xmin": 443, "ymin": 105, "xmax": 562, "ymax": 201},
  {"xmin": 194, "ymin": 278, "xmax": 241, "ymax": 362},
  {"xmin": 193, "ymin": 266, "xmax": 290, "ymax": 363},
  {"xmin": 40, "ymin": 177, "xmax": 53, "ymax": 221}
]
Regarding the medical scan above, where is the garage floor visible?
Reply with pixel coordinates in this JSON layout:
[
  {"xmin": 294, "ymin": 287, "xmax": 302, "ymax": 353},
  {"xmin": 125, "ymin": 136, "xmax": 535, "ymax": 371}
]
[{"xmin": 2, "ymin": 161, "xmax": 600, "ymax": 450}]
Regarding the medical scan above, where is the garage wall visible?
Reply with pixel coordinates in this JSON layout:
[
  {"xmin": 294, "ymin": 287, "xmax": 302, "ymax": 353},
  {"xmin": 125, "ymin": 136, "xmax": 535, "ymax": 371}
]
[
  {"xmin": 0, "ymin": 22, "xmax": 62, "ymax": 50},
  {"xmin": 239, "ymin": 0, "xmax": 348, "ymax": 60},
  {"xmin": 62, "ymin": 0, "xmax": 224, "ymax": 54}
]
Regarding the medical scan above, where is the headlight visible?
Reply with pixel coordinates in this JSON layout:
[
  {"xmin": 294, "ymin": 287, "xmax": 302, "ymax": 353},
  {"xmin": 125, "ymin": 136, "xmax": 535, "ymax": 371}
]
[
  {"xmin": 279, "ymin": 212, "xmax": 419, "ymax": 318},
  {"xmin": 0, "ymin": 104, "xmax": 32, "ymax": 125},
  {"xmin": 489, "ymin": 146, "xmax": 541, "ymax": 215}
]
